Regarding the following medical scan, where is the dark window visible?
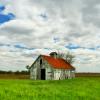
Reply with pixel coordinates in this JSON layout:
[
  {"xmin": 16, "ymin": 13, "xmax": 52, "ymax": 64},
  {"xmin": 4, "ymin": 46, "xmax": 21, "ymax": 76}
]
[{"xmin": 40, "ymin": 59, "xmax": 42, "ymax": 65}]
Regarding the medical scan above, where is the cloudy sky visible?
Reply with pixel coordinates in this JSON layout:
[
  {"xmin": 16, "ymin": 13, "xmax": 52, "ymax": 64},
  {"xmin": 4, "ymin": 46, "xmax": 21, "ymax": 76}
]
[{"xmin": 0, "ymin": 0, "xmax": 100, "ymax": 72}]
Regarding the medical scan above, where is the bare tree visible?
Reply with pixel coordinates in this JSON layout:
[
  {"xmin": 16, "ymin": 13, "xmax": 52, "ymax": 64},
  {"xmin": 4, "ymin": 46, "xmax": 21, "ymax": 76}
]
[
  {"xmin": 26, "ymin": 65, "xmax": 30, "ymax": 72},
  {"xmin": 57, "ymin": 51, "xmax": 75, "ymax": 64}
]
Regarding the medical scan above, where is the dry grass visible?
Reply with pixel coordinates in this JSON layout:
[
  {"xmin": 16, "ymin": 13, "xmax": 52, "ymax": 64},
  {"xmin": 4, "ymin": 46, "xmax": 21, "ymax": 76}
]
[
  {"xmin": 0, "ymin": 74, "xmax": 29, "ymax": 79},
  {"xmin": 76, "ymin": 73, "xmax": 100, "ymax": 77}
]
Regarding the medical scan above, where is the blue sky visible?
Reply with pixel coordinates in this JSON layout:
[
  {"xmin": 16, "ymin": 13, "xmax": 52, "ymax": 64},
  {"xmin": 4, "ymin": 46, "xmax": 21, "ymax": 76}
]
[
  {"xmin": 0, "ymin": 0, "xmax": 100, "ymax": 72},
  {"xmin": 0, "ymin": 4, "xmax": 15, "ymax": 24}
]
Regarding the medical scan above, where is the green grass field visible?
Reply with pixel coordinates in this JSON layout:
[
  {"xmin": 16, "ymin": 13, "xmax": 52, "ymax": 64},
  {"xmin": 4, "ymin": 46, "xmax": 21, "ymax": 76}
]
[{"xmin": 0, "ymin": 77, "xmax": 100, "ymax": 100}]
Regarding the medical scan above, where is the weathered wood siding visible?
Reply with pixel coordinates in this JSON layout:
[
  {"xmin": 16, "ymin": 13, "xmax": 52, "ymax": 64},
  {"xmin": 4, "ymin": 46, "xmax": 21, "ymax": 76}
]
[
  {"xmin": 41, "ymin": 58, "xmax": 54, "ymax": 80},
  {"xmin": 53, "ymin": 70, "xmax": 75, "ymax": 80},
  {"xmin": 30, "ymin": 55, "xmax": 75, "ymax": 80},
  {"xmin": 30, "ymin": 56, "xmax": 53, "ymax": 80},
  {"xmin": 30, "ymin": 56, "xmax": 41, "ymax": 80}
]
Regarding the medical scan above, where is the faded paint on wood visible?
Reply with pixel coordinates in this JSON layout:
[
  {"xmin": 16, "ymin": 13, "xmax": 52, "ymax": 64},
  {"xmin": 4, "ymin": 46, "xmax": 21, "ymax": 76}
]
[{"xmin": 30, "ymin": 55, "xmax": 75, "ymax": 80}]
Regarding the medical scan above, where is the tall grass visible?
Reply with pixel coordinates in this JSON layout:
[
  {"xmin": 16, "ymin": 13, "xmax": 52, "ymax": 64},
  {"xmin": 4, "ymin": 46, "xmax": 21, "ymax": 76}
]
[{"xmin": 0, "ymin": 77, "xmax": 100, "ymax": 100}]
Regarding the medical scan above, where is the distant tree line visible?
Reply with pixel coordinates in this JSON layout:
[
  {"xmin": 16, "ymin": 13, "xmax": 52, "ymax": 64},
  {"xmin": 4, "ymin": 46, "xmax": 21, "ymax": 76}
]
[{"xmin": 0, "ymin": 70, "xmax": 29, "ymax": 75}]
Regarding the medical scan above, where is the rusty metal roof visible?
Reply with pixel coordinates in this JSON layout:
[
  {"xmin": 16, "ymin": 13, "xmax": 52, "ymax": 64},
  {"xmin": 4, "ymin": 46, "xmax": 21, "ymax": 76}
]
[{"xmin": 42, "ymin": 55, "xmax": 75, "ymax": 70}]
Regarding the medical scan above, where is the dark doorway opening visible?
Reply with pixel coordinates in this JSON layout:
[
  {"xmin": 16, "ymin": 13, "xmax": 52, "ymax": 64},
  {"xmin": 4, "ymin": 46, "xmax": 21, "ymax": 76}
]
[{"xmin": 41, "ymin": 69, "xmax": 45, "ymax": 80}]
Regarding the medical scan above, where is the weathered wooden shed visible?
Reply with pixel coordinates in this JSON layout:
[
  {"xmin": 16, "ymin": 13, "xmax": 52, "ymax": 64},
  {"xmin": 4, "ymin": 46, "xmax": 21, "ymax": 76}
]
[{"xmin": 30, "ymin": 52, "xmax": 75, "ymax": 80}]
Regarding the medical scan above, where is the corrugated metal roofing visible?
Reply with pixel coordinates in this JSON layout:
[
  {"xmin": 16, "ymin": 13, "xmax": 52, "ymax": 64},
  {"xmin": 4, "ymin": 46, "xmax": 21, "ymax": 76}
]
[{"xmin": 42, "ymin": 55, "xmax": 75, "ymax": 70}]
